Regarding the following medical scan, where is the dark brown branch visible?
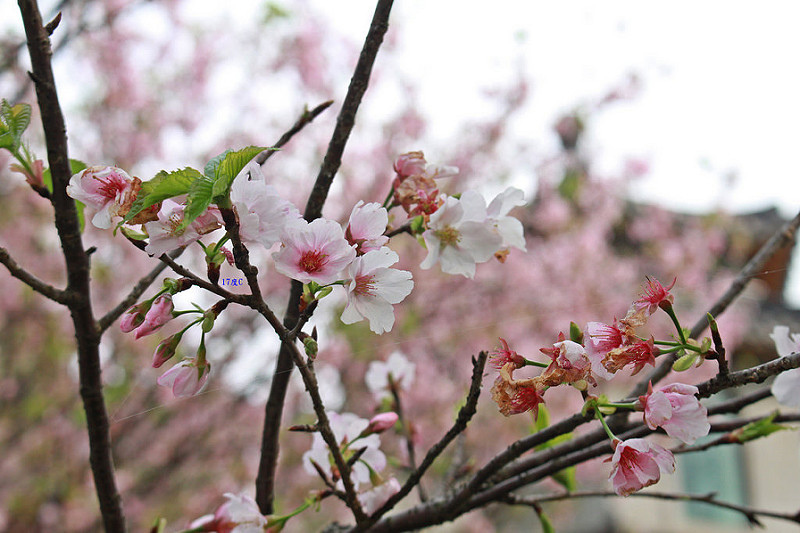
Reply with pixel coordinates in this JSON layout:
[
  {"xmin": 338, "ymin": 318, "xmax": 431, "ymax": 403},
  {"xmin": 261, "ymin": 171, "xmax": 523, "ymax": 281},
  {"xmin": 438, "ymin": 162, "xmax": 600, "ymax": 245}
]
[
  {"xmin": 631, "ymin": 208, "xmax": 800, "ymax": 397},
  {"xmin": 503, "ymin": 490, "xmax": 800, "ymax": 528},
  {"xmin": 18, "ymin": 0, "xmax": 125, "ymax": 530},
  {"xmin": 354, "ymin": 353, "xmax": 488, "ymax": 531},
  {"xmin": 697, "ymin": 351, "xmax": 800, "ymax": 399},
  {"xmin": 0, "ymin": 244, "xmax": 71, "ymax": 304},
  {"xmin": 256, "ymin": 0, "xmax": 394, "ymax": 514}
]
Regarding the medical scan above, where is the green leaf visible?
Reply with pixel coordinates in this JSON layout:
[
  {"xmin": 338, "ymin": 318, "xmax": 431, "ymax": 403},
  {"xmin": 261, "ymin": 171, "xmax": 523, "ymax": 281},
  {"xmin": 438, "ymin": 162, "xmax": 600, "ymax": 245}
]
[
  {"xmin": 124, "ymin": 167, "xmax": 202, "ymax": 223},
  {"xmin": 550, "ymin": 465, "xmax": 577, "ymax": 492},
  {"xmin": 204, "ymin": 149, "xmax": 231, "ymax": 180},
  {"xmin": 176, "ymin": 174, "xmax": 215, "ymax": 232},
  {"xmin": 731, "ymin": 411, "xmax": 794, "ymax": 443},
  {"xmin": 211, "ymin": 145, "xmax": 268, "ymax": 199},
  {"xmin": 0, "ymin": 99, "xmax": 32, "ymax": 150}
]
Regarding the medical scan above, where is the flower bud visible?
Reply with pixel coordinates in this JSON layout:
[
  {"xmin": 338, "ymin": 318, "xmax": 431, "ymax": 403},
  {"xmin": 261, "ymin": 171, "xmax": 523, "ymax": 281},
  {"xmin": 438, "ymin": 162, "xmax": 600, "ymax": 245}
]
[
  {"xmin": 365, "ymin": 412, "xmax": 399, "ymax": 435},
  {"xmin": 152, "ymin": 332, "xmax": 183, "ymax": 368},
  {"xmin": 120, "ymin": 301, "xmax": 149, "ymax": 333},
  {"xmin": 672, "ymin": 351, "xmax": 697, "ymax": 372}
]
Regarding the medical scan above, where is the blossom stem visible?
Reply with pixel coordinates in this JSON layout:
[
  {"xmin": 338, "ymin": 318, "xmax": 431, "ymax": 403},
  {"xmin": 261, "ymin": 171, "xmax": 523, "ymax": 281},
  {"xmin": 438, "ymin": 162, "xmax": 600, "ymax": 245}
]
[
  {"xmin": 595, "ymin": 409, "xmax": 618, "ymax": 441},
  {"xmin": 663, "ymin": 305, "xmax": 687, "ymax": 345},
  {"xmin": 600, "ymin": 401, "xmax": 637, "ymax": 410},
  {"xmin": 524, "ymin": 359, "xmax": 550, "ymax": 369},
  {"xmin": 381, "ymin": 187, "xmax": 395, "ymax": 209}
]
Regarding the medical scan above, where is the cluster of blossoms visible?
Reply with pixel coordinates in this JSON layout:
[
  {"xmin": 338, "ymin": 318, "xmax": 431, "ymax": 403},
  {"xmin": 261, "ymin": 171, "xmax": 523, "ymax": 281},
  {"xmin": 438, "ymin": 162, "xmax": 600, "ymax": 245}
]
[
  {"xmin": 490, "ymin": 278, "xmax": 712, "ymax": 496},
  {"xmin": 66, "ymin": 151, "xmax": 525, "ymax": 398}
]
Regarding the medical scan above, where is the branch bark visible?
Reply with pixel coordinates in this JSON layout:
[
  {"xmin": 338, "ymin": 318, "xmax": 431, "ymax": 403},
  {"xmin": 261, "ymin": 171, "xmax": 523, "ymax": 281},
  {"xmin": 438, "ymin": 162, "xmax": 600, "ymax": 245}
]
[{"xmin": 17, "ymin": 1, "xmax": 125, "ymax": 531}]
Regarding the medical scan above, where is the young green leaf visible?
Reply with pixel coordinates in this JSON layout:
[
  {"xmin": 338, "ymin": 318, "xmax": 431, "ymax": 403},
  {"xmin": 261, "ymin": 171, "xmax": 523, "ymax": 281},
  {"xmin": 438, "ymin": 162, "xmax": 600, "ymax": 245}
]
[
  {"xmin": 210, "ymin": 145, "xmax": 268, "ymax": 199},
  {"xmin": 124, "ymin": 167, "xmax": 202, "ymax": 223},
  {"xmin": 176, "ymin": 174, "xmax": 215, "ymax": 232},
  {"xmin": 0, "ymin": 99, "xmax": 32, "ymax": 150}
]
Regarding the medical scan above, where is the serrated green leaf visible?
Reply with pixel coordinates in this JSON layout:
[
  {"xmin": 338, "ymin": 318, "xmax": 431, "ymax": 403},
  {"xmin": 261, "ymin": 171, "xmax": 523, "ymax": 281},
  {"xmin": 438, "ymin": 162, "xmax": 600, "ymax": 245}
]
[
  {"xmin": 0, "ymin": 99, "xmax": 32, "ymax": 149},
  {"xmin": 211, "ymin": 145, "xmax": 267, "ymax": 199},
  {"xmin": 732, "ymin": 412, "xmax": 794, "ymax": 443},
  {"xmin": 0, "ymin": 132, "xmax": 13, "ymax": 150},
  {"xmin": 204, "ymin": 149, "xmax": 231, "ymax": 179},
  {"xmin": 176, "ymin": 174, "xmax": 215, "ymax": 232},
  {"xmin": 124, "ymin": 167, "xmax": 202, "ymax": 223}
]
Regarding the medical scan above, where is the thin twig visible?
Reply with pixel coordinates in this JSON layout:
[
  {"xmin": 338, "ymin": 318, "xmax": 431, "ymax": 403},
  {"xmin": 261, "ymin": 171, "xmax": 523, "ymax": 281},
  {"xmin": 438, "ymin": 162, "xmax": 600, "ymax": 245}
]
[
  {"xmin": 255, "ymin": 100, "xmax": 334, "ymax": 165},
  {"xmin": 631, "ymin": 208, "xmax": 800, "ymax": 397},
  {"xmin": 0, "ymin": 245, "xmax": 71, "ymax": 304},
  {"xmin": 502, "ymin": 490, "xmax": 800, "ymax": 528},
  {"xmin": 256, "ymin": 0, "xmax": 395, "ymax": 515}
]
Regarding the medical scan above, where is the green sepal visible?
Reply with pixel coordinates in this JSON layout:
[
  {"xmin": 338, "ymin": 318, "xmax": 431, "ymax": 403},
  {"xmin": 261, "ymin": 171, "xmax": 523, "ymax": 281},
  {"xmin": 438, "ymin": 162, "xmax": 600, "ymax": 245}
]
[
  {"xmin": 124, "ymin": 167, "xmax": 203, "ymax": 223},
  {"xmin": 569, "ymin": 321, "xmax": 583, "ymax": 344},
  {"xmin": 672, "ymin": 351, "xmax": 696, "ymax": 372},
  {"xmin": 119, "ymin": 226, "xmax": 148, "ymax": 241},
  {"xmin": 410, "ymin": 215, "xmax": 426, "ymax": 235}
]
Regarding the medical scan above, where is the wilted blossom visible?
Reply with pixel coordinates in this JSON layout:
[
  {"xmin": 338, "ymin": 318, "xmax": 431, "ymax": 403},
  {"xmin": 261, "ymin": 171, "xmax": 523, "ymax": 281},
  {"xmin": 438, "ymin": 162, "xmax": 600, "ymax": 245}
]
[
  {"xmin": 601, "ymin": 337, "xmax": 658, "ymax": 376},
  {"xmin": 273, "ymin": 218, "xmax": 356, "ymax": 285},
  {"xmin": 420, "ymin": 191, "xmax": 502, "ymax": 278},
  {"xmin": 637, "ymin": 382, "xmax": 710, "ymax": 444},
  {"xmin": 607, "ymin": 438, "xmax": 675, "ymax": 497},
  {"xmin": 488, "ymin": 338, "xmax": 525, "ymax": 370},
  {"xmin": 189, "ymin": 492, "xmax": 268, "ymax": 533},
  {"xmin": 157, "ymin": 358, "xmax": 210, "ymax": 398},
  {"xmin": 491, "ymin": 365, "xmax": 546, "ymax": 418},
  {"xmin": 358, "ymin": 477, "xmax": 401, "ymax": 515},
  {"xmin": 585, "ymin": 320, "xmax": 658, "ymax": 378},
  {"xmin": 345, "ymin": 201, "xmax": 389, "ymax": 254},
  {"xmin": 144, "ymin": 199, "xmax": 221, "ymax": 257},
  {"xmin": 392, "ymin": 151, "xmax": 457, "ymax": 216},
  {"xmin": 585, "ymin": 321, "xmax": 625, "ymax": 380},
  {"xmin": 632, "ymin": 276, "xmax": 676, "ymax": 316},
  {"xmin": 133, "ymin": 294, "xmax": 173, "ymax": 339},
  {"xmin": 302, "ymin": 412, "xmax": 386, "ymax": 489},
  {"xmin": 66, "ymin": 165, "xmax": 138, "ymax": 229},
  {"xmin": 340, "ymin": 248, "xmax": 413, "ymax": 334},
  {"xmin": 769, "ymin": 325, "xmax": 800, "ymax": 408},
  {"xmin": 230, "ymin": 176, "xmax": 302, "ymax": 249},
  {"xmin": 365, "ymin": 351, "xmax": 415, "ymax": 399},
  {"xmin": 538, "ymin": 337, "xmax": 594, "ymax": 388}
]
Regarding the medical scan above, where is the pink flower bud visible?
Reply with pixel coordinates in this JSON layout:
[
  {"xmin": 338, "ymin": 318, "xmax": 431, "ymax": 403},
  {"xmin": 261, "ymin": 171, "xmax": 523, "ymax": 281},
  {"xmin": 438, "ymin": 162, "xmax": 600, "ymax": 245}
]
[
  {"xmin": 152, "ymin": 333, "xmax": 182, "ymax": 368},
  {"xmin": 134, "ymin": 294, "xmax": 174, "ymax": 339},
  {"xmin": 366, "ymin": 412, "xmax": 399, "ymax": 434},
  {"xmin": 119, "ymin": 301, "xmax": 149, "ymax": 333}
]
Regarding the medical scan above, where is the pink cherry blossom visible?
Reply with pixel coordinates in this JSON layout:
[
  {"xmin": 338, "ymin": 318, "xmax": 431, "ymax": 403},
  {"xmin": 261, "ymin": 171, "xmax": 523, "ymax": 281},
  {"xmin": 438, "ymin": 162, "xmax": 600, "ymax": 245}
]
[
  {"xmin": 393, "ymin": 151, "xmax": 428, "ymax": 179},
  {"xmin": 769, "ymin": 325, "xmax": 800, "ymax": 408},
  {"xmin": 341, "ymin": 248, "xmax": 413, "ymax": 334},
  {"xmin": 491, "ymin": 376, "xmax": 546, "ymax": 418},
  {"xmin": 365, "ymin": 351, "xmax": 415, "ymax": 399},
  {"xmin": 584, "ymin": 321, "xmax": 624, "ymax": 380},
  {"xmin": 66, "ymin": 165, "xmax": 137, "ymax": 229},
  {"xmin": 272, "ymin": 218, "xmax": 356, "ymax": 285},
  {"xmin": 190, "ymin": 492, "xmax": 268, "ymax": 533},
  {"xmin": 638, "ymin": 383, "xmax": 710, "ymax": 444},
  {"xmin": 488, "ymin": 338, "xmax": 525, "ymax": 370},
  {"xmin": 607, "ymin": 438, "xmax": 675, "ymax": 496},
  {"xmin": 345, "ymin": 201, "xmax": 389, "ymax": 254},
  {"xmin": 157, "ymin": 358, "xmax": 210, "ymax": 398},
  {"xmin": 144, "ymin": 199, "xmax": 221, "ymax": 257},
  {"xmin": 230, "ymin": 176, "xmax": 302, "ymax": 249},
  {"xmin": 359, "ymin": 477, "xmax": 401, "ymax": 515},
  {"xmin": 133, "ymin": 294, "xmax": 173, "ymax": 339},
  {"xmin": 633, "ymin": 276, "xmax": 676, "ymax": 316},
  {"xmin": 420, "ymin": 192, "xmax": 502, "ymax": 278},
  {"xmin": 302, "ymin": 412, "xmax": 386, "ymax": 489}
]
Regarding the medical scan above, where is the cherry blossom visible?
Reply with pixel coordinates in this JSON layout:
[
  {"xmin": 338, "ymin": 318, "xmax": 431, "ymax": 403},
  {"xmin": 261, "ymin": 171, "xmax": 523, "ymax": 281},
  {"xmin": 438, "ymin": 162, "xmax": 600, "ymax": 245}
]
[
  {"xmin": 538, "ymin": 337, "xmax": 594, "ymax": 388},
  {"xmin": 365, "ymin": 351, "xmax": 415, "ymax": 399},
  {"xmin": 358, "ymin": 477, "xmax": 401, "ymax": 515},
  {"xmin": 272, "ymin": 218, "xmax": 356, "ymax": 285},
  {"xmin": 345, "ymin": 201, "xmax": 389, "ymax": 254},
  {"xmin": 491, "ymin": 369, "xmax": 546, "ymax": 418},
  {"xmin": 157, "ymin": 358, "xmax": 210, "ymax": 398},
  {"xmin": 607, "ymin": 438, "xmax": 675, "ymax": 497},
  {"xmin": 340, "ymin": 248, "xmax": 413, "ymax": 334},
  {"xmin": 420, "ymin": 191, "xmax": 502, "ymax": 278},
  {"xmin": 66, "ymin": 165, "xmax": 138, "ymax": 229},
  {"xmin": 189, "ymin": 492, "xmax": 268, "ymax": 533},
  {"xmin": 230, "ymin": 175, "xmax": 302, "ymax": 249},
  {"xmin": 638, "ymin": 382, "xmax": 710, "ymax": 444},
  {"xmin": 302, "ymin": 412, "xmax": 387, "ymax": 489},
  {"xmin": 769, "ymin": 325, "xmax": 800, "ymax": 408},
  {"xmin": 144, "ymin": 199, "xmax": 221, "ymax": 257},
  {"xmin": 488, "ymin": 338, "xmax": 525, "ymax": 370},
  {"xmin": 486, "ymin": 186, "xmax": 527, "ymax": 253},
  {"xmin": 584, "ymin": 321, "xmax": 624, "ymax": 380},
  {"xmin": 633, "ymin": 276, "xmax": 676, "ymax": 316}
]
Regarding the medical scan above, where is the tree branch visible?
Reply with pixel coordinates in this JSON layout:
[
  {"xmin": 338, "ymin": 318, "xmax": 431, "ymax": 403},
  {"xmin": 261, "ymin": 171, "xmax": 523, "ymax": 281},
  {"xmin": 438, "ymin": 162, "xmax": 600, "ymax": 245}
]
[
  {"xmin": 0, "ymin": 244, "xmax": 71, "ymax": 304},
  {"xmin": 631, "ymin": 208, "xmax": 800, "ymax": 397},
  {"xmin": 17, "ymin": 0, "xmax": 125, "ymax": 530},
  {"xmin": 256, "ymin": 0, "xmax": 395, "ymax": 514}
]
